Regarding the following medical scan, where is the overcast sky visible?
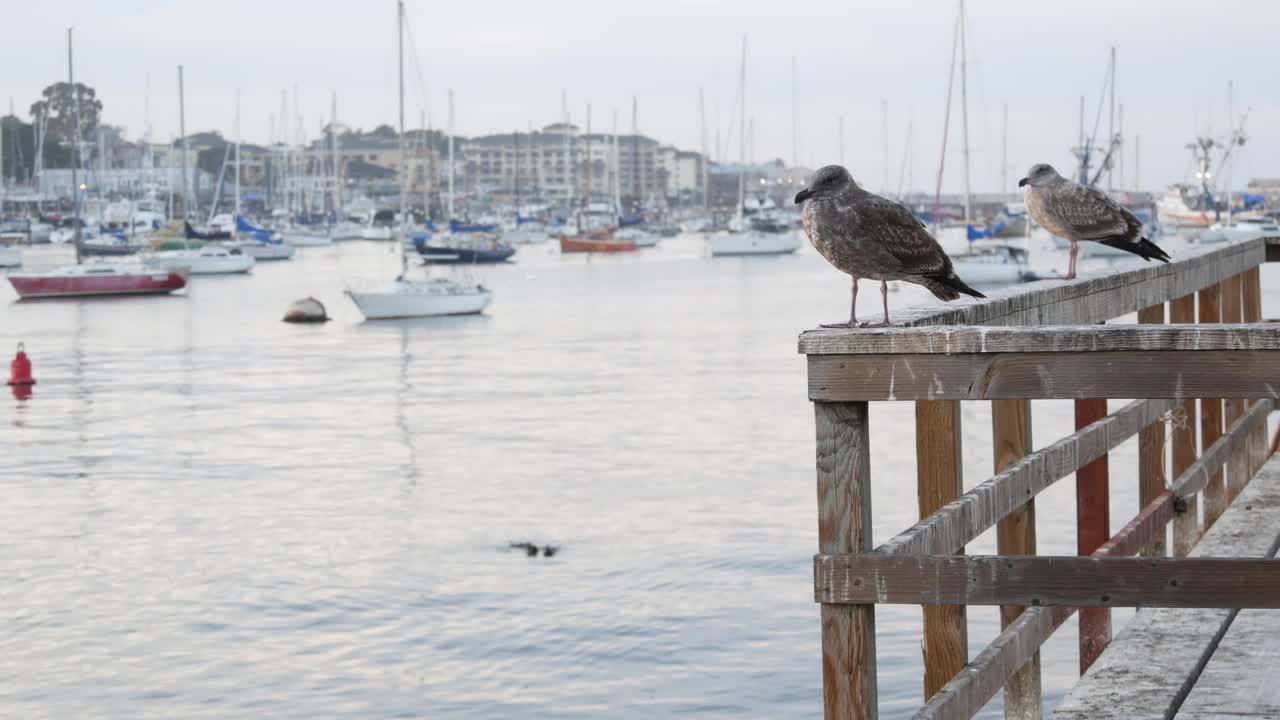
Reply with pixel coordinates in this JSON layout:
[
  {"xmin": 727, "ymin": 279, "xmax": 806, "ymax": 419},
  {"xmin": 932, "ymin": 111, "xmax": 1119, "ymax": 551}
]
[{"xmin": 6, "ymin": 0, "xmax": 1277, "ymax": 194}]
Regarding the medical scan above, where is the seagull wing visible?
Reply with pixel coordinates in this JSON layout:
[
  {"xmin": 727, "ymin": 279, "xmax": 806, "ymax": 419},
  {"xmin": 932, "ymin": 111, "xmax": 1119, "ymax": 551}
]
[
  {"xmin": 858, "ymin": 194, "xmax": 951, "ymax": 275},
  {"xmin": 1052, "ymin": 182, "xmax": 1140, "ymax": 241}
]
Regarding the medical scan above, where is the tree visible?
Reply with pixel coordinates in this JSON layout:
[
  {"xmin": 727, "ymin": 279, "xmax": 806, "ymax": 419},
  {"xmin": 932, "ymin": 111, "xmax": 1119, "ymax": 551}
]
[
  {"xmin": 29, "ymin": 81, "xmax": 103, "ymax": 149},
  {"xmin": 370, "ymin": 124, "xmax": 397, "ymax": 139}
]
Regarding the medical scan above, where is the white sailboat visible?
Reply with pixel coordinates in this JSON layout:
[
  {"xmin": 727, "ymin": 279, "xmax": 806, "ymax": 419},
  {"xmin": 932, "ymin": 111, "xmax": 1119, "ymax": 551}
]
[
  {"xmin": 708, "ymin": 36, "xmax": 802, "ymax": 257},
  {"xmin": 946, "ymin": 0, "xmax": 1026, "ymax": 284},
  {"xmin": 345, "ymin": 1, "xmax": 492, "ymax": 321},
  {"xmin": 223, "ymin": 93, "xmax": 294, "ymax": 261}
]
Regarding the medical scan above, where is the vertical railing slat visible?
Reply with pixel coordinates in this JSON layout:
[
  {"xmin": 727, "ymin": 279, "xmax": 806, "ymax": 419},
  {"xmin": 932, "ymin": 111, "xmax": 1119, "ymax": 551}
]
[
  {"xmin": 1221, "ymin": 274, "xmax": 1248, "ymax": 502},
  {"xmin": 815, "ymin": 402, "xmax": 877, "ymax": 720},
  {"xmin": 1242, "ymin": 267, "xmax": 1266, "ymax": 479},
  {"xmin": 1199, "ymin": 282, "xmax": 1226, "ymax": 527},
  {"xmin": 1075, "ymin": 394, "xmax": 1112, "ymax": 674},
  {"xmin": 916, "ymin": 400, "xmax": 968, "ymax": 700},
  {"xmin": 993, "ymin": 399, "xmax": 1042, "ymax": 719},
  {"xmin": 1137, "ymin": 303, "xmax": 1168, "ymax": 557},
  {"xmin": 1169, "ymin": 293, "xmax": 1200, "ymax": 557}
]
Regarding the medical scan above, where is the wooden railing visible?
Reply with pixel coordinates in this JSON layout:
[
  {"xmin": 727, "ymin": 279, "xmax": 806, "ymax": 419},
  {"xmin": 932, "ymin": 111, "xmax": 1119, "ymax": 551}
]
[{"xmin": 799, "ymin": 236, "xmax": 1280, "ymax": 719}]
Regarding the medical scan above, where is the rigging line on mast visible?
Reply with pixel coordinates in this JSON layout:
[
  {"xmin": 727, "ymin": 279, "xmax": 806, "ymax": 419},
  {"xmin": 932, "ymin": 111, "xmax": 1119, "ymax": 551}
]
[
  {"xmin": 931, "ymin": 7, "xmax": 961, "ymax": 233},
  {"xmin": 400, "ymin": 5, "xmax": 434, "ymax": 128},
  {"xmin": 1086, "ymin": 53, "xmax": 1112, "ymax": 151}
]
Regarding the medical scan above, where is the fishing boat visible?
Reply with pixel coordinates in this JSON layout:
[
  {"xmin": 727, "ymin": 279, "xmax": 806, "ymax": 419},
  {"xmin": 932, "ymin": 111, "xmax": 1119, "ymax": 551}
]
[
  {"xmin": 7, "ymin": 30, "xmax": 190, "ymax": 301},
  {"xmin": 345, "ymin": 1, "xmax": 492, "ymax": 321},
  {"xmin": 143, "ymin": 245, "xmax": 254, "ymax": 275}
]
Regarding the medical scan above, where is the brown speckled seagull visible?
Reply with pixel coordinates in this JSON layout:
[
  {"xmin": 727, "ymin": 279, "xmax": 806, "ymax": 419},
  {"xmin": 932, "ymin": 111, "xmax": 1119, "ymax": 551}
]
[
  {"xmin": 795, "ymin": 165, "xmax": 984, "ymax": 327},
  {"xmin": 1020, "ymin": 163, "xmax": 1170, "ymax": 280}
]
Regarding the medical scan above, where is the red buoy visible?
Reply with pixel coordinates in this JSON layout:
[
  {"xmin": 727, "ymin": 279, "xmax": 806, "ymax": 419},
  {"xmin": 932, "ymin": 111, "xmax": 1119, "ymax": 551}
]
[{"xmin": 7, "ymin": 342, "xmax": 35, "ymax": 387}]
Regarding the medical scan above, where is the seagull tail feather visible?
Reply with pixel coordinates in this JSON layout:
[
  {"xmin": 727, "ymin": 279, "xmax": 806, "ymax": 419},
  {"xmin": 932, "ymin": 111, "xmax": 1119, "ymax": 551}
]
[
  {"xmin": 1097, "ymin": 236, "xmax": 1171, "ymax": 263},
  {"xmin": 924, "ymin": 272, "xmax": 986, "ymax": 302}
]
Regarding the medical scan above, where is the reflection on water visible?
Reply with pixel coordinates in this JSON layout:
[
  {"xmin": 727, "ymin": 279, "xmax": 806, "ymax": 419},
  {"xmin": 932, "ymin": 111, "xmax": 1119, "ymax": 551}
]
[{"xmin": 1, "ymin": 236, "xmax": 1271, "ymax": 718}]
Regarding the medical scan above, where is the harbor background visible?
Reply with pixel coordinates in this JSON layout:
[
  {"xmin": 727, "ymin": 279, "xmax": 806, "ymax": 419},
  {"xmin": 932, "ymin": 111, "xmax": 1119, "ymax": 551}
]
[{"xmin": 5, "ymin": 234, "xmax": 1274, "ymax": 718}]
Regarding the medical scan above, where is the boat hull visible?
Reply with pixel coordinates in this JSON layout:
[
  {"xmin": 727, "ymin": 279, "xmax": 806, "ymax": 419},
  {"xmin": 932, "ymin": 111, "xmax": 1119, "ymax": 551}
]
[
  {"xmin": 8, "ymin": 269, "xmax": 188, "ymax": 299},
  {"xmin": 228, "ymin": 242, "xmax": 295, "ymax": 261},
  {"xmin": 346, "ymin": 283, "xmax": 493, "ymax": 319},
  {"xmin": 361, "ymin": 226, "xmax": 394, "ymax": 241},
  {"xmin": 558, "ymin": 236, "xmax": 637, "ymax": 253},
  {"xmin": 415, "ymin": 242, "xmax": 516, "ymax": 264},
  {"xmin": 143, "ymin": 254, "xmax": 256, "ymax": 275},
  {"xmin": 283, "ymin": 232, "xmax": 332, "ymax": 247},
  {"xmin": 708, "ymin": 231, "xmax": 802, "ymax": 256},
  {"xmin": 81, "ymin": 242, "xmax": 145, "ymax": 257}
]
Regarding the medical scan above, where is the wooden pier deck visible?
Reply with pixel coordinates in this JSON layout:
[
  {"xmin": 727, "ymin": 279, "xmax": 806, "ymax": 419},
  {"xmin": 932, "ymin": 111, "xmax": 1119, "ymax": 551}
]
[{"xmin": 799, "ymin": 235, "xmax": 1280, "ymax": 719}]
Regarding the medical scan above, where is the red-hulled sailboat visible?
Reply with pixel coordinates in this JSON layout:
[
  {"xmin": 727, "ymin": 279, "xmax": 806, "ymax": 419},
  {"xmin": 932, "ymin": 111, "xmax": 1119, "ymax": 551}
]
[{"xmin": 7, "ymin": 29, "xmax": 189, "ymax": 302}]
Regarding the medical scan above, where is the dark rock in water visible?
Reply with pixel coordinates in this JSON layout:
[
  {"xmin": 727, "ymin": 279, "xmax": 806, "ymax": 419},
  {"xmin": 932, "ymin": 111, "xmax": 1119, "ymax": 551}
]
[
  {"xmin": 283, "ymin": 296, "xmax": 329, "ymax": 323},
  {"xmin": 542, "ymin": 545, "xmax": 559, "ymax": 557}
]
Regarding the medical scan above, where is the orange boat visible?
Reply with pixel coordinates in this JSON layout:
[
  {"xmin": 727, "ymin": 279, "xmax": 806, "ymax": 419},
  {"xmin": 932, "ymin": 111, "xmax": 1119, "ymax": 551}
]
[{"xmin": 558, "ymin": 228, "xmax": 637, "ymax": 253}]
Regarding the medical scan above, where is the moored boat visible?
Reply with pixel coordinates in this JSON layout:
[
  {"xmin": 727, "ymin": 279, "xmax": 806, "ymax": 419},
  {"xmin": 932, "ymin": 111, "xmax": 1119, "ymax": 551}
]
[
  {"xmin": 559, "ymin": 228, "xmax": 636, "ymax": 253},
  {"xmin": 8, "ymin": 263, "xmax": 189, "ymax": 299},
  {"xmin": 143, "ymin": 246, "xmax": 255, "ymax": 275}
]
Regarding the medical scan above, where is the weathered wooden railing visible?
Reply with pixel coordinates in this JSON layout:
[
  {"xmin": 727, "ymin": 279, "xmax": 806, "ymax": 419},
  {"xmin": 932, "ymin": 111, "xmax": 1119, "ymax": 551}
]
[{"xmin": 800, "ymin": 236, "xmax": 1280, "ymax": 719}]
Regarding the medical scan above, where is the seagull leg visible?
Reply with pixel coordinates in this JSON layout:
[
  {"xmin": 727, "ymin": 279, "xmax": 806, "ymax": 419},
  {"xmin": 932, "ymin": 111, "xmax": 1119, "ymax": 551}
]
[
  {"xmin": 858, "ymin": 280, "xmax": 892, "ymax": 328},
  {"xmin": 821, "ymin": 276, "xmax": 859, "ymax": 328},
  {"xmin": 1065, "ymin": 240, "xmax": 1078, "ymax": 280}
]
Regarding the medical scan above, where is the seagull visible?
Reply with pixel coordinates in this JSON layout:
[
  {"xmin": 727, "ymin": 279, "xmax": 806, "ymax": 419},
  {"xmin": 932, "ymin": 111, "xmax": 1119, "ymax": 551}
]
[
  {"xmin": 795, "ymin": 165, "xmax": 985, "ymax": 327},
  {"xmin": 1019, "ymin": 163, "xmax": 1170, "ymax": 280}
]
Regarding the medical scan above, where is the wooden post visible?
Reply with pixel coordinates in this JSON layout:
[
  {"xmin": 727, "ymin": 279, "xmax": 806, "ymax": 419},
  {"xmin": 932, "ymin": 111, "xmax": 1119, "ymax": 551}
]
[
  {"xmin": 816, "ymin": 402, "xmax": 877, "ymax": 720},
  {"xmin": 1075, "ymin": 394, "xmax": 1112, "ymax": 673},
  {"xmin": 1242, "ymin": 267, "xmax": 1265, "ymax": 479},
  {"xmin": 1199, "ymin": 283, "xmax": 1225, "ymax": 527},
  {"xmin": 1137, "ymin": 303, "xmax": 1167, "ymax": 557},
  {"xmin": 993, "ymin": 399, "xmax": 1042, "ymax": 718},
  {"xmin": 1221, "ymin": 274, "xmax": 1247, "ymax": 502},
  {"xmin": 1169, "ymin": 293, "xmax": 1200, "ymax": 557},
  {"xmin": 916, "ymin": 400, "xmax": 967, "ymax": 700}
]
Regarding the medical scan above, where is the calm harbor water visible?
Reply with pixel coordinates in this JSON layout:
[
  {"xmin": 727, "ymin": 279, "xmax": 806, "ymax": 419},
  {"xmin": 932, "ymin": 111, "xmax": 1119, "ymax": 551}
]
[{"xmin": 3, "ymin": 232, "xmax": 1273, "ymax": 718}]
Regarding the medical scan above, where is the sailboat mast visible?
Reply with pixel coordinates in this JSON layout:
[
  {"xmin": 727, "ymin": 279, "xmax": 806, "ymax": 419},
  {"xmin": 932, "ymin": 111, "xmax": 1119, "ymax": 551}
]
[
  {"xmin": 838, "ymin": 115, "xmax": 845, "ymax": 166},
  {"xmin": 1107, "ymin": 46, "xmax": 1115, "ymax": 192},
  {"xmin": 585, "ymin": 103, "xmax": 592, "ymax": 212},
  {"xmin": 958, "ymin": 0, "xmax": 971, "ymax": 226},
  {"xmin": 790, "ymin": 56, "xmax": 798, "ymax": 168},
  {"xmin": 331, "ymin": 93, "xmax": 341, "ymax": 216},
  {"xmin": 69, "ymin": 27, "xmax": 82, "ymax": 264},
  {"xmin": 612, "ymin": 109, "xmax": 621, "ymax": 220},
  {"xmin": 447, "ymin": 89, "xmax": 454, "ymax": 222},
  {"xmin": 513, "ymin": 129, "xmax": 520, "ymax": 219},
  {"xmin": 736, "ymin": 34, "xmax": 746, "ymax": 227},
  {"xmin": 397, "ymin": 0, "xmax": 407, "ymax": 275},
  {"xmin": 699, "ymin": 87, "xmax": 708, "ymax": 211},
  {"xmin": 234, "ymin": 90, "xmax": 241, "ymax": 222},
  {"xmin": 631, "ymin": 97, "xmax": 638, "ymax": 211},
  {"xmin": 1001, "ymin": 103, "xmax": 1007, "ymax": 196},
  {"xmin": 881, "ymin": 99, "xmax": 889, "ymax": 196},
  {"xmin": 179, "ymin": 65, "xmax": 189, "ymax": 224}
]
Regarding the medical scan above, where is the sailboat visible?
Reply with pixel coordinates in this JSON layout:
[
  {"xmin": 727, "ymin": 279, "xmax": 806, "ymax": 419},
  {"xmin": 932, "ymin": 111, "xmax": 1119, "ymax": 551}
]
[
  {"xmin": 345, "ymin": 1, "xmax": 492, "ymax": 320},
  {"xmin": 503, "ymin": 129, "xmax": 548, "ymax": 245},
  {"xmin": 8, "ymin": 31, "xmax": 188, "ymax": 300},
  {"xmin": 708, "ymin": 36, "xmax": 802, "ymax": 257},
  {"xmin": 943, "ymin": 0, "xmax": 1027, "ymax": 284}
]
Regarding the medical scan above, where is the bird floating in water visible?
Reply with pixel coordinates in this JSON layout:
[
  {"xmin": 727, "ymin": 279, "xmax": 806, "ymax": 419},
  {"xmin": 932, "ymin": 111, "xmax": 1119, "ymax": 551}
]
[
  {"xmin": 795, "ymin": 165, "xmax": 984, "ymax": 327},
  {"xmin": 1019, "ymin": 163, "xmax": 1170, "ymax": 280},
  {"xmin": 509, "ymin": 541, "xmax": 559, "ymax": 558}
]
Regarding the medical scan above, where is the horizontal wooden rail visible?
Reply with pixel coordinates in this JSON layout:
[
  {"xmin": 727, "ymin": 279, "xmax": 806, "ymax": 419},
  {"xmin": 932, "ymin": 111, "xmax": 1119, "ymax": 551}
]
[
  {"xmin": 814, "ymin": 555, "xmax": 1280, "ymax": 608},
  {"xmin": 808, "ymin": 350, "xmax": 1280, "ymax": 401},
  {"xmin": 878, "ymin": 399, "xmax": 1175, "ymax": 556},
  {"xmin": 799, "ymin": 236, "xmax": 1265, "ymax": 331},
  {"xmin": 800, "ymin": 323, "xmax": 1280, "ymax": 355}
]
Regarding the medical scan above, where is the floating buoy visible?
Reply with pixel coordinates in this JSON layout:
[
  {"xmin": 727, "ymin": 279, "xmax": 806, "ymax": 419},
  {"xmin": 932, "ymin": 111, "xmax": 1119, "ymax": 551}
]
[
  {"xmin": 283, "ymin": 296, "xmax": 329, "ymax": 323},
  {"xmin": 6, "ymin": 342, "xmax": 35, "ymax": 387}
]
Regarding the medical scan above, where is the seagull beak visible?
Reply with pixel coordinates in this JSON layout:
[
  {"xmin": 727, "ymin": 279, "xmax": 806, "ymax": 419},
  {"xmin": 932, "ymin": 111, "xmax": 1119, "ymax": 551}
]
[
  {"xmin": 1017, "ymin": 178, "xmax": 1029, "ymax": 188},
  {"xmin": 794, "ymin": 188, "xmax": 813, "ymax": 204}
]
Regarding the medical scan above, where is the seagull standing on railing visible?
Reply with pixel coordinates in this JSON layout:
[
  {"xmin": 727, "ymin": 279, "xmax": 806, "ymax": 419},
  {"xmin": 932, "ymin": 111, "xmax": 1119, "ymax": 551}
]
[
  {"xmin": 1020, "ymin": 163, "xmax": 1171, "ymax": 280},
  {"xmin": 795, "ymin": 165, "xmax": 985, "ymax": 327}
]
